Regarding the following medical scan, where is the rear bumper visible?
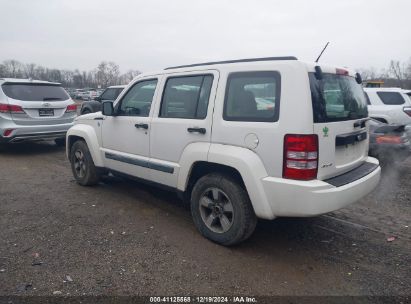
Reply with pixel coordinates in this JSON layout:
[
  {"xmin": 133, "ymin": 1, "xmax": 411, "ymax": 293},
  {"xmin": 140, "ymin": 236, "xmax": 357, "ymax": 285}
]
[
  {"xmin": 0, "ymin": 123, "xmax": 73, "ymax": 143},
  {"xmin": 260, "ymin": 157, "xmax": 381, "ymax": 218}
]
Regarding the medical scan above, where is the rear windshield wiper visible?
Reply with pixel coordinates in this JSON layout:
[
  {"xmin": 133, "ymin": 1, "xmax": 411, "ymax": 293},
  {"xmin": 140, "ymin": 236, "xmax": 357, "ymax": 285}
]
[{"xmin": 43, "ymin": 97, "xmax": 62, "ymax": 101}]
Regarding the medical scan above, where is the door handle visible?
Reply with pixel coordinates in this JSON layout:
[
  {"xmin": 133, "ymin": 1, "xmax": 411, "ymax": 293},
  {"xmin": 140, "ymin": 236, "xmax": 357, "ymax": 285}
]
[
  {"xmin": 187, "ymin": 127, "xmax": 206, "ymax": 134},
  {"xmin": 135, "ymin": 123, "xmax": 149, "ymax": 129}
]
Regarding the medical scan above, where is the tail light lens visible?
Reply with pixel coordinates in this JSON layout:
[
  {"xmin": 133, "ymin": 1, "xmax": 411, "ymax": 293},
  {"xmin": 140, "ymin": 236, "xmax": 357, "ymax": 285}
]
[
  {"xmin": 66, "ymin": 104, "xmax": 77, "ymax": 113},
  {"xmin": 0, "ymin": 103, "xmax": 25, "ymax": 114},
  {"xmin": 403, "ymin": 107, "xmax": 411, "ymax": 117},
  {"xmin": 283, "ymin": 134, "xmax": 318, "ymax": 180},
  {"xmin": 376, "ymin": 135, "xmax": 403, "ymax": 144}
]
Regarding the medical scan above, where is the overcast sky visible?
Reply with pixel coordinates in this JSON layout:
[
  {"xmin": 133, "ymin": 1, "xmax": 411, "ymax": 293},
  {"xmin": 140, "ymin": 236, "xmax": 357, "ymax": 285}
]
[{"xmin": 1, "ymin": 0, "xmax": 410, "ymax": 73}]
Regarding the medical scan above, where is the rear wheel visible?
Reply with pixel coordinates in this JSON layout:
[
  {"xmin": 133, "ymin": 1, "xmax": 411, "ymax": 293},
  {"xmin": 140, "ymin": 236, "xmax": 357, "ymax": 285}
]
[
  {"xmin": 70, "ymin": 140, "xmax": 100, "ymax": 186},
  {"xmin": 190, "ymin": 173, "xmax": 257, "ymax": 246}
]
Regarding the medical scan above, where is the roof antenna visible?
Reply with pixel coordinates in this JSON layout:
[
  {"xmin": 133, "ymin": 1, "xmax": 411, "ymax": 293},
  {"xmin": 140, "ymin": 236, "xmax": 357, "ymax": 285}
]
[{"xmin": 315, "ymin": 42, "xmax": 330, "ymax": 63}]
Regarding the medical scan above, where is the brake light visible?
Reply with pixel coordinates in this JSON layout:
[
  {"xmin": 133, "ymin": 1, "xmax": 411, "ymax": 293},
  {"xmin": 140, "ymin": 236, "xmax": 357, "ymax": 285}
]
[
  {"xmin": 336, "ymin": 68, "xmax": 349, "ymax": 76},
  {"xmin": 0, "ymin": 103, "xmax": 25, "ymax": 114},
  {"xmin": 403, "ymin": 107, "xmax": 411, "ymax": 117},
  {"xmin": 66, "ymin": 104, "xmax": 77, "ymax": 113},
  {"xmin": 376, "ymin": 135, "xmax": 402, "ymax": 144},
  {"xmin": 283, "ymin": 134, "xmax": 318, "ymax": 180},
  {"xmin": 3, "ymin": 129, "xmax": 14, "ymax": 137}
]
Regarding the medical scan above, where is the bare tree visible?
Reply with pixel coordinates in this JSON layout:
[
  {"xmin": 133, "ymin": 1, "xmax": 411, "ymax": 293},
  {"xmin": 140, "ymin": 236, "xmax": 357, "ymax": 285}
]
[
  {"xmin": 96, "ymin": 61, "xmax": 120, "ymax": 87},
  {"xmin": 3, "ymin": 60, "xmax": 24, "ymax": 78}
]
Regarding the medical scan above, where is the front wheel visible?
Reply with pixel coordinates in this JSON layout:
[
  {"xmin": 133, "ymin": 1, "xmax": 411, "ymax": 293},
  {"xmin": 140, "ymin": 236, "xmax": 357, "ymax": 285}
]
[
  {"xmin": 190, "ymin": 173, "xmax": 257, "ymax": 246},
  {"xmin": 70, "ymin": 140, "xmax": 100, "ymax": 186}
]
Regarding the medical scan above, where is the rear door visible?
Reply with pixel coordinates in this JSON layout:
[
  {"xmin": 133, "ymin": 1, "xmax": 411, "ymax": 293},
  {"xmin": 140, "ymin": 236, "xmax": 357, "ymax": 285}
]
[
  {"xmin": 309, "ymin": 72, "xmax": 370, "ymax": 179},
  {"xmin": 1, "ymin": 82, "xmax": 75, "ymax": 125},
  {"xmin": 149, "ymin": 71, "xmax": 218, "ymax": 187}
]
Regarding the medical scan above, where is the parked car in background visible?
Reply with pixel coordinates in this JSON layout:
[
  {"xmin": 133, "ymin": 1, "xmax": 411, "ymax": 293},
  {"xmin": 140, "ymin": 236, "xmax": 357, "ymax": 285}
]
[
  {"xmin": 0, "ymin": 78, "xmax": 77, "ymax": 146},
  {"xmin": 67, "ymin": 57, "xmax": 380, "ymax": 245},
  {"xmin": 369, "ymin": 118, "xmax": 411, "ymax": 164},
  {"xmin": 364, "ymin": 87, "xmax": 411, "ymax": 125},
  {"xmin": 80, "ymin": 85, "xmax": 125, "ymax": 114}
]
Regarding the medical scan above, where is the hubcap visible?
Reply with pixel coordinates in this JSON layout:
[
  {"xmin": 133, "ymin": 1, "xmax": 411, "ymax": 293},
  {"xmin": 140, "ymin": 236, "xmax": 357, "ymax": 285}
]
[
  {"xmin": 73, "ymin": 150, "xmax": 86, "ymax": 178},
  {"xmin": 199, "ymin": 187, "xmax": 234, "ymax": 234}
]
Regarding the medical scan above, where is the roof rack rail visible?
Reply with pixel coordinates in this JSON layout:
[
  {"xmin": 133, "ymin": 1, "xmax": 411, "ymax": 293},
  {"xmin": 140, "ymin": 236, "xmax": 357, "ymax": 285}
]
[{"xmin": 165, "ymin": 56, "xmax": 298, "ymax": 70}]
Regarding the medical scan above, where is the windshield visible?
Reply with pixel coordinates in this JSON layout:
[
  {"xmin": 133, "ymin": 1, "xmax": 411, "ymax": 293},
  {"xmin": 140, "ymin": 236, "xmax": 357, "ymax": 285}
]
[
  {"xmin": 2, "ymin": 83, "xmax": 70, "ymax": 101},
  {"xmin": 309, "ymin": 73, "xmax": 368, "ymax": 122}
]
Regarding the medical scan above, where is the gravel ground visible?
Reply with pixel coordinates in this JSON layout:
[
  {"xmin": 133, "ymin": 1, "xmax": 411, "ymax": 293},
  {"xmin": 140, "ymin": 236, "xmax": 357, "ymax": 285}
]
[{"xmin": 0, "ymin": 141, "xmax": 410, "ymax": 299}]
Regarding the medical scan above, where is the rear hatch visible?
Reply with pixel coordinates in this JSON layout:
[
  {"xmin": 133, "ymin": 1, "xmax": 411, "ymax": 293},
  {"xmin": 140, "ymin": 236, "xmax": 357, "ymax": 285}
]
[
  {"xmin": 1, "ymin": 82, "xmax": 76, "ymax": 125},
  {"xmin": 309, "ymin": 69, "xmax": 370, "ymax": 180}
]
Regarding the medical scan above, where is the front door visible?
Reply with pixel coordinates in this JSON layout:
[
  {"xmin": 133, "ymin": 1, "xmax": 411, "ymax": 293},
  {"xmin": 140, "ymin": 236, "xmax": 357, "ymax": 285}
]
[{"xmin": 101, "ymin": 78, "xmax": 159, "ymax": 179}]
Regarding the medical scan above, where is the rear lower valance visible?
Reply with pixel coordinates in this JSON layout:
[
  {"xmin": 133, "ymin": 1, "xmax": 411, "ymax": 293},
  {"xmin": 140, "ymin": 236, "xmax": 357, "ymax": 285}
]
[{"xmin": 324, "ymin": 162, "xmax": 379, "ymax": 187}]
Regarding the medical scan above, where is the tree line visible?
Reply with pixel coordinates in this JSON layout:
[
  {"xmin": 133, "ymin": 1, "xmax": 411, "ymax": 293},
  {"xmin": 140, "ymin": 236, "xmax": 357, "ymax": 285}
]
[
  {"xmin": 358, "ymin": 59, "xmax": 411, "ymax": 89},
  {"xmin": 0, "ymin": 59, "xmax": 141, "ymax": 88},
  {"xmin": 1, "ymin": 58, "xmax": 410, "ymax": 89}
]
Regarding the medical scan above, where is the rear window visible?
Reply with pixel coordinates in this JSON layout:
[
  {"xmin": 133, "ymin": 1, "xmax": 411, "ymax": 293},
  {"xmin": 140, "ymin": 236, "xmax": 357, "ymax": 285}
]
[
  {"xmin": 309, "ymin": 73, "xmax": 368, "ymax": 123},
  {"xmin": 2, "ymin": 83, "xmax": 70, "ymax": 101},
  {"xmin": 377, "ymin": 92, "xmax": 405, "ymax": 105}
]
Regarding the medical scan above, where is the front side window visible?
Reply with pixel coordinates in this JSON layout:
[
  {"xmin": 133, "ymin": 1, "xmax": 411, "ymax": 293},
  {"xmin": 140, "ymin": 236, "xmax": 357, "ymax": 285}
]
[
  {"xmin": 2, "ymin": 83, "xmax": 70, "ymax": 101},
  {"xmin": 377, "ymin": 92, "xmax": 405, "ymax": 105},
  {"xmin": 117, "ymin": 79, "xmax": 157, "ymax": 116},
  {"xmin": 160, "ymin": 75, "xmax": 213, "ymax": 119},
  {"xmin": 223, "ymin": 71, "xmax": 280, "ymax": 122},
  {"xmin": 310, "ymin": 73, "xmax": 368, "ymax": 122}
]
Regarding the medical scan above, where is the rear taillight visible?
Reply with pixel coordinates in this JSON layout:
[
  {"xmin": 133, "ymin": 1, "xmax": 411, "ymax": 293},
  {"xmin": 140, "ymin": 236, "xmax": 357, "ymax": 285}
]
[
  {"xmin": 376, "ymin": 135, "xmax": 403, "ymax": 144},
  {"xmin": 0, "ymin": 103, "xmax": 25, "ymax": 114},
  {"xmin": 66, "ymin": 104, "xmax": 77, "ymax": 113},
  {"xmin": 403, "ymin": 107, "xmax": 411, "ymax": 117},
  {"xmin": 283, "ymin": 134, "xmax": 318, "ymax": 180}
]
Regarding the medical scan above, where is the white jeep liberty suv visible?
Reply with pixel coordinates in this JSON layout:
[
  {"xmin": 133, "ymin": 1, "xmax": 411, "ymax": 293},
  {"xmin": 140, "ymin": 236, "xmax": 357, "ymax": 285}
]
[{"xmin": 67, "ymin": 56, "xmax": 381, "ymax": 245}]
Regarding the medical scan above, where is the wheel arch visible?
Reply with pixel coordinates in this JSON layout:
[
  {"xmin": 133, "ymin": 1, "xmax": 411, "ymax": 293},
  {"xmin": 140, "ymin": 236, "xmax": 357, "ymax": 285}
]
[
  {"xmin": 179, "ymin": 143, "xmax": 275, "ymax": 219},
  {"xmin": 66, "ymin": 125, "xmax": 104, "ymax": 167}
]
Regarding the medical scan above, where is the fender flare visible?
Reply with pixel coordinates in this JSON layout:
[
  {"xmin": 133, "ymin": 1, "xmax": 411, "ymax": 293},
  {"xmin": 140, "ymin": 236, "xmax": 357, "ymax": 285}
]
[
  {"xmin": 66, "ymin": 124, "xmax": 104, "ymax": 167},
  {"xmin": 178, "ymin": 143, "xmax": 275, "ymax": 219}
]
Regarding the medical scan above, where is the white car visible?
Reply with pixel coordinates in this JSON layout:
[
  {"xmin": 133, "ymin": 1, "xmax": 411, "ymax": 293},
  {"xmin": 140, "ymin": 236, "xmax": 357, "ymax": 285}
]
[
  {"xmin": 364, "ymin": 87, "xmax": 411, "ymax": 125},
  {"xmin": 66, "ymin": 57, "xmax": 380, "ymax": 245}
]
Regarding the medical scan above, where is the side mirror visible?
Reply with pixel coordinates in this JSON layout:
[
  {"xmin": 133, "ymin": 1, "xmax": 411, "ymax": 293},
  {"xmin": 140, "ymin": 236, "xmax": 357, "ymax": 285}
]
[
  {"xmin": 102, "ymin": 101, "xmax": 115, "ymax": 116},
  {"xmin": 94, "ymin": 96, "xmax": 101, "ymax": 101}
]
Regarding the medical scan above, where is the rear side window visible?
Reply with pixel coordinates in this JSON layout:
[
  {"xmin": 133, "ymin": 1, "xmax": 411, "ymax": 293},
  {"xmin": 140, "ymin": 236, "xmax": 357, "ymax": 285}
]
[
  {"xmin": 309, "ymin": 73, "xmax": 368, "ymax": 122},
  {"xmin": 2, "ymin": 83, "xmax": 70, "ymax": 101},
  {"xmin": 224, "ymin": 71, "xmax": 280, "ymax": 122},
  {"xmin": 377, "ymin": 92, "xmax": 405, "ymax": 105},
  {"xmin": 160, "ymin": 75, "xmax": 213, "ymax": 119}
]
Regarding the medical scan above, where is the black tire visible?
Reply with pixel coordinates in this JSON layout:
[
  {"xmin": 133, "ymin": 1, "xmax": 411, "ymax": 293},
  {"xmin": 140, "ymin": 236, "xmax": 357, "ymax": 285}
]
[
  {"xmin": 54, "ymin": 138, "xmax": 66, "ymax": 147},
  {"xmin": 70, "ymin": 140, "xmax": 100, "ymax": 186},
  {"xmin": 81, "ymin": 108, "xmax": 92, "ymax": 115},
  {"xmin": 190, "ymin": 173, "xmax": 257, "ymax": 246}
]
